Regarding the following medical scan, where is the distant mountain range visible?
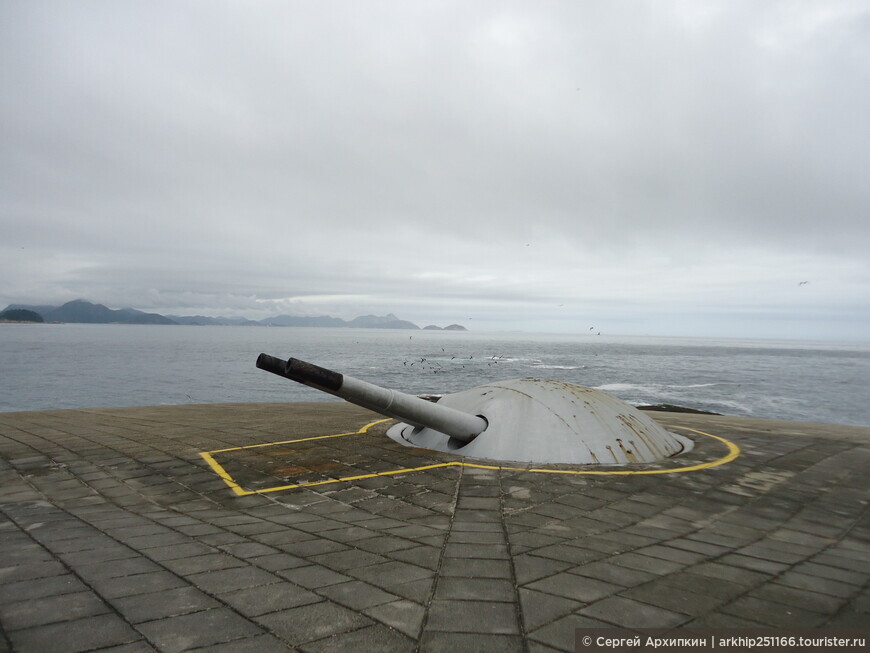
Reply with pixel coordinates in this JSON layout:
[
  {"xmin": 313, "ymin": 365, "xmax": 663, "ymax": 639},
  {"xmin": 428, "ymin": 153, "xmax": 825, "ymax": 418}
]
[{"xmin": 2, "ymin": 300, "xmax": 468, "ymax": 331}]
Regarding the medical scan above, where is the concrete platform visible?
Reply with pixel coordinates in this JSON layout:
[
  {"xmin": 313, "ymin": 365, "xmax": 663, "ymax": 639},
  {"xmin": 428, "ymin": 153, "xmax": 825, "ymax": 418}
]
[{"xmin": 0, "ymin": 402, "xmax": 868, "ymax": 652}]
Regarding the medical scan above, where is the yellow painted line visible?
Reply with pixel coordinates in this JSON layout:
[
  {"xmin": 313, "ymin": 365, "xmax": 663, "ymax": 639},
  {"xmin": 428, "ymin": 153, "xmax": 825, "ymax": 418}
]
[
  {"xmin": 200, "ymin": 421, "xmax": 740, "ymax": 496},
  {"xmin": 199, "ymin": 451, "xmax": 250, "ymax": 496},
  {"xmin": 487, "ymin": 426, "xmax": 742, "ymax": 477},
  {"xmin": 249, "ymin": 462, "xmax": 466, "ymax": 494},
  {"xmin": 206, "ymin": 418, "xmax": 390, "ymax": 454}
]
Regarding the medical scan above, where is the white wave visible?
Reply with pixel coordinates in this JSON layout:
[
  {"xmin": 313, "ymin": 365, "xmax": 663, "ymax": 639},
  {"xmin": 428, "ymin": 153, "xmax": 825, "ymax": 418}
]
[
  {"xmin": 666, "ymin": 383, "xmax": 718, "ymax": 389},
  {"xmin": 595, "ymin": 382, "xmax": 659, "ymax": 394},
  {"xmin": 534, "ymin": 364, "xmax": 584, "ymax": 370},
  {"xmin": 706, "ymin": 398, "xmax": 752, "ymax": 412}
]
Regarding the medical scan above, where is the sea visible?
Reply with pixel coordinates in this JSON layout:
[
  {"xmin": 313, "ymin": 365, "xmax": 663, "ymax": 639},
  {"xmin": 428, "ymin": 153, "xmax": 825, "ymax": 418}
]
[{"xmin": 1, "ymin": 324, "xmax": 868, "ymax": 427}]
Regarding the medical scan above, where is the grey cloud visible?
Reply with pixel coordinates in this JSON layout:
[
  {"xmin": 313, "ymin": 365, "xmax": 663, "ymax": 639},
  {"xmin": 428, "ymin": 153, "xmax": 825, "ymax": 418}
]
[{"xmin": 1, "ymin": 1, "xmax": 867, "ymax": 338}]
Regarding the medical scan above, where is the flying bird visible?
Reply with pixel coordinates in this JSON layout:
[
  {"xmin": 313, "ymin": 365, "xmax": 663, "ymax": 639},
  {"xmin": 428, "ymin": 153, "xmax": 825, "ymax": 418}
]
[{"xmin": 798, "ymin": 281, "xmax": 809, "ymax": 286}]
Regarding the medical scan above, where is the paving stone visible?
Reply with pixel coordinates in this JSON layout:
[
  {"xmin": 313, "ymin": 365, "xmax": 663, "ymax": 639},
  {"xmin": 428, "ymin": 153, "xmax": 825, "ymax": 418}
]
[
  {"xmin": 90, "ymin": 570, "xmax": 189, "ymax": 599},
  {"xmin": 219, "ymin": 581, "xmax": 321, "ymax": 616},
  {"xmin": 227, "ymin": 522, "xmax": 288, "ymax": 536},
  {"xmin": 388, "ymin": 544, "xmax": 441, "ymax": 569},
  {"xmin": 686, "ymin": 561, "xmax": 771, "ymax": 587},
  {"xmin": 525, "ymin": 572, "xmax": 620, "ymax": 603},
  {"xmin": 318, "ymin": 580, "xmax": 399, "ymax": 610},
  {"xmin": 106, "ymin": 524, "xmax": 170, "ymax": 539},
  {"xmin": 825, "ymin": 608, "xmax": 870, "ymax": 629},
  {"xmin": 527, "ymin": 544, "xmax": 603, "ymax": 565},
  {"xmin": 136, "ymin": 607, "xmax": 264, "ymax": 652},
  {"xmin": 278, "ymin": 565, "xmax": 353, "ymax": 589},
  {"xmin": 303, "ymin": 623, "xmax": 414, "ymax": 653},
  {"xmin": 769, "ymin": 528, "xmax": 835, "ymax": 548},
  {"xmin": 439, "ymin": 557, "xmax": 513, "ymax": 579},
  {"xmin": 584, "ymin": 531, "xmax": 658, "ymax": 552},
  {"xmin": 813, "ymin": 551, "xmax": 870, "ymax": 575},
  {"xmin": 518, "ymin": 587, "xmax": 581, "ymax": 632},
  {"xmin": 749, "ymin": 582, "xmax": 846, "ymax": 614},
  {"xmin": 720, "ymin": 595, "xmax": 828, "ymax": 628},
  {"xmin": 363, "ymin": 599, "xmax": 425, "ymax": 638},
  {"xmin": 291, "ymin": 518, "xmax": 352, "ymax": 534},
  {"xmin": 418, "ymin": 631, "xmax": 524, "ymax": 653},
  {"xmin": 661, "ymin": 572, "xmax": 750, "ymax": 601},
  {"xmin": 310, "ymin": 548, "xmax": 388, "ymax": 570},
  {"xmin": 635, "ymin": 544, "xmax": 709, "ymax": 565},
  {"xmin": 527, "ymin": 612, "xmax": 612, "ymax": 651},
  {"xmin": 456, "ymin": 497, "xmax": 502, "ymax": 510},
  {"xmin": 313, "ymin": 525, "xmax": 380, "ymax": 543},
  {"xmin": 580, "ymin": 595, "xmax": 689, "ymax": 628},
  {"xmin": 662, "ymin": 537, "xmax": 731, "ymax": 557},
  {"xmin": 435, "ymin": 577, "xmax": 516, "ymax": 602},
  {"xmin": 185, "ymin": 633, "xmax": 290, "ymax": 653},
  {"xmin": 387, "ymin": 577, "xmax": 434, "ymax": 603},
  {"xmin": 217, "ymin": 542, "xmax": 279, "ymax": 558},
  {"xmin": 513, "ymin": 554, "xmax": 572, "ymax": 585},
  {"xmin": 774, "ymin": 571, "xmax": 861, "ymax": 598},
  {"xmin": 161, "ymin": 553, "xmax": 248, "ymax": 575},
  {"xmin": 0, "ymin": 561, "xmax": 67, "ymax": 583},
  {"xmin": 8, "ymin": 613, "xmax": 141, "ymax": 653},
  {"xmin": 354, "ymin": 536, "xmax": 419, "ymax": 554},
  {"xmin": 176, "ymin": 523, "xmax": 225, "ymax": 536},
  {"xmin": 119, "ymin": 532, "xmax": 191, "ymax": 549},
  {"xmin": 197, "ymin": 532, "xmax": 249, "ymax": 546},
  {"xmin": 92, "ymin": 641, "xmax": 159, "ymax": 652},
  {"xmin": 716, "ymin": 552, "xmax": 792, "ymax": 574},
  {"xmin": 794, "ymin": 561, "xmax": 867, "ymax": 586},
  {"xmin": 26, "ymin": 526, "xmax": 99, "ymax": 544},
  {"xmin": 188, "ymin": 566, "xmax": 279, "ymax": 593},
  {"xmin": 608, "ymin": 552, "xmax": 685, "ymax": 575},
  {"xmin": 736, "ymin": 541, "xmax": 815, "ymax": 564},
  {"xmin": 386, "ymin": 524, "xmax": 445, "ymax": 539},
  {"xmin": 0, "ymin": 591, "xmax": 110, "ymax": 630},
  {"xmin": 0, "ymin": 573, "xmax": 88, "ymax": 605},
  {"xmin": 687, "ymin": 612, "xmax": 768, "ymax": 628},
  {"xmin": 59, "ymin": 546, "xmax": 141, "ymax": 566},
  {"xmin": 74, "ymin": 557, "xmax": 164, "ymax": 581},
  {"xmin": 508, "ymin": 531, "xmax": 565, "ymax": 551},
  {"xmin": 281, "ymin": 538, "xmax": 349, "ymax": 557},
  {"xmin": 249, "ymin": 552, "xmax": 309, "ymax": 572},
  {"xmin": 621, "ymin": 581, "xmax": 725, "ymax": 616},
  {"xmin": 443, "ymin": 543, "xmax": 510, "ymax": 559},
  {"xmin": 350, "ymin": 560, "xmax": 432, "ymax": 587},
  {"xmin": 448, "ymin": 530, "xmax": 506, "ymax": 544},
  {"xmin": 425, "ymin": 600, "xmax": 520, "ymax": 634},
  {"xmin": 568, "ymin": 560, "xmax": 656, "ymax": 587},
  {"xmin": 111, "ymin": 586, "xmax": 220, "ymax": 623},
  {"xmin": 452, "ymin": 521, "xmax": 504, "ymax": 533},
  {"xmin": 254, "ymin": 600, "xmax": 373, "ymax": 644}
]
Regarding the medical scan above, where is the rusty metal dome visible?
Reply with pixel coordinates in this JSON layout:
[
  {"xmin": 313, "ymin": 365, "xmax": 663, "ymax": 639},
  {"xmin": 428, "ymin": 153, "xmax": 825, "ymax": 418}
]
[{"xmin": 386, "ymin": 378, "xmax": 693, "ymax": 465}]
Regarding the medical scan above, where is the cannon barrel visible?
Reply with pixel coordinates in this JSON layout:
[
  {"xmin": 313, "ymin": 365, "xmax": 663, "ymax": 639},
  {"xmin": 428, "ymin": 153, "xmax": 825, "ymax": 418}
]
[{"xmin": 256, "ymin": 353, "xmax": 487, "ymax": 442}]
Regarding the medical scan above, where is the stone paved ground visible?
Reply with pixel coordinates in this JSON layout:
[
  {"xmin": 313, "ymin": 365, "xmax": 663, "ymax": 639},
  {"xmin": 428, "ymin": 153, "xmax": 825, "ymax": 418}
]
[{"xmin": 0, "ymin": 402, "xmax": 867, "ymax": 652}]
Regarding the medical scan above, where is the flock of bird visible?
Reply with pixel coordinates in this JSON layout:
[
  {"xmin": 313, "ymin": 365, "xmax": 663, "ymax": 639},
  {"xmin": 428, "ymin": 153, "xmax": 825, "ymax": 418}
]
[{"xmin": 401, "ymin": 348, "xmax": 513, "ymax": 374}]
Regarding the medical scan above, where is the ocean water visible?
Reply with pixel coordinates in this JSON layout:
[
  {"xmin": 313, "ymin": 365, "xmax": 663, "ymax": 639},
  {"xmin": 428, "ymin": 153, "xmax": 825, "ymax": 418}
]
[{"xmin": 1, "ymin": 324, "xmax": 868, "ymax": 427}]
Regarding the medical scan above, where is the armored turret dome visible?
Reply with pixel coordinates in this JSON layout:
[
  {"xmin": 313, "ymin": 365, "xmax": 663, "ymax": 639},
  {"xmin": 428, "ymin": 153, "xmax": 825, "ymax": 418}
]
[{"xmin": 387, "ymin": 378, "xmax": 693, "ymax": 465}]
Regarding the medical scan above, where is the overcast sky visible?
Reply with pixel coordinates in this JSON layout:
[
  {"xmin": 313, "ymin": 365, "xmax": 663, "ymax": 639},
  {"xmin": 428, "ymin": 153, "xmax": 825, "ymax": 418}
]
[{"xmin": 2, "ymin": 1, "xmax": 868, "ymax": 340}]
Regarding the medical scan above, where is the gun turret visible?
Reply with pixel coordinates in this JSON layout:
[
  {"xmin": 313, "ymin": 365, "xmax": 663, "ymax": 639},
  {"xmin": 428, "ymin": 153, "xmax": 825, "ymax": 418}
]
[
  {"xmin": 257, "ymin": 354, "xmax": 695, "ymax": 465},
  {"xmin": 256, "ymin": 354, "xmax": 487, "ymax": 442}
]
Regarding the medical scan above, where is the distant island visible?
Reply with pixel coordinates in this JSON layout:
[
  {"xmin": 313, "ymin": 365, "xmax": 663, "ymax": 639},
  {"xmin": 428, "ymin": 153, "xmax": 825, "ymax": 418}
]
[
  {"xmin": 2, "ymin": 300, "xmax": 468, "ymax": 331},
  {"xmin": 0, "ymin": 308, "xmax": 45, "ymax": 323}
]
